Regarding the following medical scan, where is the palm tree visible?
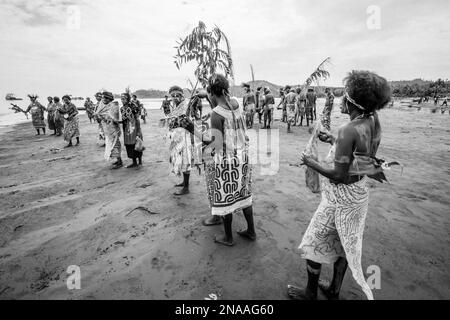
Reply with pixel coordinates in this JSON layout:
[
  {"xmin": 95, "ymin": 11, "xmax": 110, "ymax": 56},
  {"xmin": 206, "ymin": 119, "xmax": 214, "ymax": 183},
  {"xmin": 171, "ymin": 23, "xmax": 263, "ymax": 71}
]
[{"xmin": 174, "ymin": 21, "xmax": 234, "ymax": 88}]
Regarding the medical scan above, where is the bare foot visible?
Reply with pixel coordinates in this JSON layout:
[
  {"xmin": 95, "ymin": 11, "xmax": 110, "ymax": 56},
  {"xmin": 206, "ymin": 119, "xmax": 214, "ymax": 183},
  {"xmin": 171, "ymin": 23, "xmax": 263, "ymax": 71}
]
[
  {"xmin": 318, "ymin": 279, "xmax": 340, "ymax": 300},
  {"xmin": 174, "ymin": 187, "xmax": 189, "ymax": 196},
  {"xmin": 214, "ymin": 235, "xmax": 234, "ymax": 247},
  {"xmin": 237, "ymin": 229, "xmax": 256, "ymax": 241},
  {"xmin": 111, "ymin": 161, "xmax": 123, "ymax": 170},
  {"xmin": 202, "ymin": 216, "xmax": 222, "ymax": 226},
  {"xmin": 286, "ymin": 285, "xmax": 316, "ymax": 300}
]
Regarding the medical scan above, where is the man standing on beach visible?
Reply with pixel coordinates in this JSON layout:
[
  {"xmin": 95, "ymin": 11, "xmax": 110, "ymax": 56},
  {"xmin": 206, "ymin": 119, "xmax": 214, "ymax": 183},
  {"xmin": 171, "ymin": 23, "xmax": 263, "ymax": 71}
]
[
  {"xmin": 243, "ymin": 84, "xmax": 256, "ymax": 128},
  {"xmin": 94, "ymin": 92, "xmax": 105, "ymax": 147},
  {"xmin": 278, "ymin": 88, "xmax": 287, "ymax": 123},
  {"xmin": 262, "ymin": 87, "xmax": 275, "ymax": 129},
  {"xmin": 255, "ymin": 87, "xmax": 263, "ymax": 124},
  {"xmin": 305, "ymin": 88, "xmax": 316, "ymax": 126}
]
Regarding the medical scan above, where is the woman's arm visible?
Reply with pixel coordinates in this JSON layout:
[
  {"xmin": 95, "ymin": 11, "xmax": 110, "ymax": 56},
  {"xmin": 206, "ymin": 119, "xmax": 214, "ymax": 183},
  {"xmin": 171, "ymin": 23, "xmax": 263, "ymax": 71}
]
[
  {"xmin": 72, "ymin": 104, "xmax": 79, "ymax": 116},
  {"xmin": 180, "ymin": 111, "xmax": 224, "ymax": 148},
  {"xmin": 302, "ymin": 125, "xmax": 355, "ymax": 184}
]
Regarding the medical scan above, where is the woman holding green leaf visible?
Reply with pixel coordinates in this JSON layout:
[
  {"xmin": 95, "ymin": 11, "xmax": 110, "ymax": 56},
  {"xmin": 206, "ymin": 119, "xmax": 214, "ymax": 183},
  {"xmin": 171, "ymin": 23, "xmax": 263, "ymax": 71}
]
[{"xmin": 288, "ymin": 70, "xmax": 392, "ymax": 300}]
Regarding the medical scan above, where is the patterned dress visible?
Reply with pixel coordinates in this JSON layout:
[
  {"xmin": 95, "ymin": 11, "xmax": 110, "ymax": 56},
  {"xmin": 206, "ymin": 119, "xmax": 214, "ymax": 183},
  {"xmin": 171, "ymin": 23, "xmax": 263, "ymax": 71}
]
[
  {"xmin": 165, "ymin": 100, "xmax": 202, "ymax": 176},
  {"xmin": 322, "ymin": 93, "xmax": 335, "ymax": 131},
  {"xmin": 296, "ymin": 93, "xmax": 306, "ymax": 117},
  {"xmin": 26, "ymin": 102, "xmax": 46, "ymax": 129},
  {"xmin": 299, "ymin": 145, "xmax": 374, "ymax": 300},
  {"xmin": 84, "ymin": 101, "xmax": 95, "ymax": 120},
  {"xmin": 204, "ymin": 102, "xmax": 253, "ymax": 216},
  {"xmin": 285, "ymin": 92, "xmax": 297, "ymax": 123},
  {"xmin": 94, "ymin": 101, "xmax": 106, "ymax": 145},
  {"xmin": 47, "ymin": 102, "xmax": 56, "ymax": 130},
  {"xmin": 60, "ymin": 102, "xmax": 80, "ymax": 142},
  {"xmin": 121, "ymin": 102, "xmax": 142, "ymax": 159},
  {"xmin": 97, "ymin": 102, "xmax": 122, "ymax": 161}
]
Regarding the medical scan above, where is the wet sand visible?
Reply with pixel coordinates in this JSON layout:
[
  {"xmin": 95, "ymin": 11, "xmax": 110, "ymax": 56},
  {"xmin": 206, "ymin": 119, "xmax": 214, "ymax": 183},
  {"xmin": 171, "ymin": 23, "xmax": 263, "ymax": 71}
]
[{"xmin": 0, "ymin": 102, "xmax": 449, "ymax": 300}]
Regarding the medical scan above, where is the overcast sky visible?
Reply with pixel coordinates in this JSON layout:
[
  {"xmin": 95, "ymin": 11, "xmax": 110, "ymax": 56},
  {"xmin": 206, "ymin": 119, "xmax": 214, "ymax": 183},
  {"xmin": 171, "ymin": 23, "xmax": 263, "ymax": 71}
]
[{"xmin": 0, "ymin": 0, "xmax": 449, "ymax": 97}]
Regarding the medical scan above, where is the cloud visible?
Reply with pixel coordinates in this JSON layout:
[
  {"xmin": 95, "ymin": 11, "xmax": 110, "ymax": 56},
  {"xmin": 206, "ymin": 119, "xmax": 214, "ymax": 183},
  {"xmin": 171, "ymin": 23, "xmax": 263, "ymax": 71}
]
[{"xmin": 0, "ymin": 0, "xmax": 449, "ymax": 99}]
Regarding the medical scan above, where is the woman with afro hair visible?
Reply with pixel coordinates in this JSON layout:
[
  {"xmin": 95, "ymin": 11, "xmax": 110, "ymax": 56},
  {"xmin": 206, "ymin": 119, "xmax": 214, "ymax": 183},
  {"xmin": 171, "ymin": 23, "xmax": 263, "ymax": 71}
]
[{"xmin": 288, "ymin": 70, "xmax": 391, "ymax": 300}]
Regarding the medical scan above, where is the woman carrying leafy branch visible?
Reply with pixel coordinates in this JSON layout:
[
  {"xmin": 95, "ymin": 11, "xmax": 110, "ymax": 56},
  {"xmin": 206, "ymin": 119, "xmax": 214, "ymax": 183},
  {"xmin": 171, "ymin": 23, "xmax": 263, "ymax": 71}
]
[
  {"xmin": 180, "ymin": 74, "xmax": 255, "ymax": 246},
  {"xmin": 25, "ymin": 94, "xmax": 47, "ymax": 135},
  {"xmin": 173, "ymin": 21, "xmax": 235, "ymax": 225}
]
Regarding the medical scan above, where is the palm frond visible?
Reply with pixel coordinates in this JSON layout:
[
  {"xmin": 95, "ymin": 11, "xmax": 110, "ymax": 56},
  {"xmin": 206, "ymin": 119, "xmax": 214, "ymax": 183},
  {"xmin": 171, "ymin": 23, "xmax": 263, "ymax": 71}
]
[
  {"xmin": 302, "ymin": 57, "xmax": 331, "ymax": 90},
  {"xmin": 174, "ymin": 21, "xmax": 234, "ymax": 88}
]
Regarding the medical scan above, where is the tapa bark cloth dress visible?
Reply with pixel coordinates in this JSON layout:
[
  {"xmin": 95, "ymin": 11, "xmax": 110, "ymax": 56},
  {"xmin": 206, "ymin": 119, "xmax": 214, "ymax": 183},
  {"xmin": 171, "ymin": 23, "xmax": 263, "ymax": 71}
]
[
  {"xmin": 61, "ymin": 103, "xmax": 80, "ymax": 142},
  {"xmin": 164, "ymin": 100, "xmax": 202, "ymax": 176},
  {"xmin": 27, "ymin": 102, "xmax": 46, "ymax": 129},
  {"xmin": 203, "ymin": 104, "xmax": 253, "ymax": 216},
  {"xmin": 299, "ymin": 144, "xmax": 374, "ymax": 300},
  {"xmin": 94, "ymin": 101, "xmax": 105, "ymax": 143},
  {"xmin": 47, "ymin": 102, "xmax": 56, "ymax": 130},
  {"xmin": 95, "ymin": 102, "xmax": 122, "ymax": 161},
  {"xmin": 52, "ymin": 102, "xmax": 64, "ymax": 132}
]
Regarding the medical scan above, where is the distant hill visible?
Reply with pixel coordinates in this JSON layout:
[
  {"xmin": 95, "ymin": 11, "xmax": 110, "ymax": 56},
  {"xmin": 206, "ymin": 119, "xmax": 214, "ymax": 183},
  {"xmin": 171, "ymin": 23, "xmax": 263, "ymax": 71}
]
[
  {"xmin": 229, "ymin": 80, "xmax": 282, "ymax": 97},
  {"xmin": 117, "ymin": 78, "xmax": 448, "ymax": 100},
  {"xmin": 113, "ymin": 89, "xmax": 167, "ymax": 99},
  {"xmin": 230, "ymin": 80, "xmax": 344, "ymax": 98}
]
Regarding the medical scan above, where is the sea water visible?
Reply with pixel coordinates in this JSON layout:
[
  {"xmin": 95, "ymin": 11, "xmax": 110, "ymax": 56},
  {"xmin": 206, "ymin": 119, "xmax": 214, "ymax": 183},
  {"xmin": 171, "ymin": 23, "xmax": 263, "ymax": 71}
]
[{"xmin": 0, "ymin": 98, "xmax": 167, "ymax": 129}]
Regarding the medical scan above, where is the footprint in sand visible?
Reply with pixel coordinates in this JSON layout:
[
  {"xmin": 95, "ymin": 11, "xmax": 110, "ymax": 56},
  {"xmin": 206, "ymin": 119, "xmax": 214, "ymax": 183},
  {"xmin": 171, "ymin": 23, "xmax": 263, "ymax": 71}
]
[{"xmin": 151, "ymin": 250, "xmax": 171, "ymax": 271}]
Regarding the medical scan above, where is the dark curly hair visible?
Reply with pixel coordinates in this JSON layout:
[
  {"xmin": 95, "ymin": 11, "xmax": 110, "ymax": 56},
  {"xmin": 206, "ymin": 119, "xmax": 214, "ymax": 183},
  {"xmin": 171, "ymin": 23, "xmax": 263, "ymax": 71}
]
[
  {"xmin": 344, "ymin": 70, "xmax": 391, "ymax": 112},
  {"xmin": 207, "ymin": 74, "xmax": 229, "ymax": 96}
]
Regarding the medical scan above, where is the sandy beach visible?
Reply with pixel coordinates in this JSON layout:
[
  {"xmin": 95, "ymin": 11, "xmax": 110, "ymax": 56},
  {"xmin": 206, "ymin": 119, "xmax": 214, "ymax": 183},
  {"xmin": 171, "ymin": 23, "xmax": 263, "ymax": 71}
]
[{"xmin": 0, "ymin": 101, "xmax": 449, "ymax": 300}]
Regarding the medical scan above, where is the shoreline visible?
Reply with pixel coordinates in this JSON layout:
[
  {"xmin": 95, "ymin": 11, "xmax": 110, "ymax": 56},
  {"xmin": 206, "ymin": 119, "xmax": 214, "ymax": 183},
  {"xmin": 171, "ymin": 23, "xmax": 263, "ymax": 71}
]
[{"xmin": 0, "ymin": 105, "xmax": 449, "ymax": 300}]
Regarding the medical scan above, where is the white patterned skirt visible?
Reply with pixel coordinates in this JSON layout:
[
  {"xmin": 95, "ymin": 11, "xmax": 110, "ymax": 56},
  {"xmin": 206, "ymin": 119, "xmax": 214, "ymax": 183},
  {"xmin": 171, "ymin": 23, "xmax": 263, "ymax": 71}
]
[
  {"xmin": 299, "ymin": 175, "xmax": 374, "ymax": 300},
  {"xmin": 63, "ymin": 116, "xmax": 80, "ymax": 142},
  {"xmin": 205, "ymin": 155, "xmax": 253, "ymax": 216}
]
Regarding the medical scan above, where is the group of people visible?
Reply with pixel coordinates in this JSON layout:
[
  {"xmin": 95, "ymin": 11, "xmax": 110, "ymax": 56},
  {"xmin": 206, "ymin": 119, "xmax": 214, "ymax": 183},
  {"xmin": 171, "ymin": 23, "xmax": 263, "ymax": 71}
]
[
  {"xmin": 241, "ymin": 85, "xmax": 276, "ymax": 129},
  {"xmin": 161, "ymin": 77, "xmax": 255, "ymax": 245},
  {"xmin": 19, "ymin": 95, "xmax": 81, "ymax": 147},
  {"xmin": 160, "ymin": 70, "xmax": 392, "ymax": 300},
  {"xmin": 90, "ymin": 91, "xmax": 145, "ymax": 169},
  {"xmin": 240, "ymin": 84, "xmax": 335, "ymax": 133},
  {"xmin": 19, "ymin": 69, "xmax": 392, "ymax": 300},
  {"xmin": 278, "ymin": 86, "xmax": 335, "ymax": 132},
  {"xmin": 18, "ymin": 91, "xmax": 146, "ymax": 169}
]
